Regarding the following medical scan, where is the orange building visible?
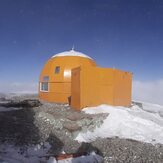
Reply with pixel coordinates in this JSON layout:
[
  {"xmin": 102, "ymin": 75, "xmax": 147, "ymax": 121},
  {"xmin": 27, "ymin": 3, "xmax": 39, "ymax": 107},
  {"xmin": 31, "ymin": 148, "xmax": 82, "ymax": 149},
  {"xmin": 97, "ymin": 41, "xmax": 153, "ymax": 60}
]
[
  {"xmin": 71, "ymin": 66, "xmax": 132, "ymax": 110},
  {"xmin": 39, "ymin": 49, "xmax": 132, "ymax": 109},
  {"xmin": 39, "ymin": 49, "xmax": 96, "ymax": 103}
]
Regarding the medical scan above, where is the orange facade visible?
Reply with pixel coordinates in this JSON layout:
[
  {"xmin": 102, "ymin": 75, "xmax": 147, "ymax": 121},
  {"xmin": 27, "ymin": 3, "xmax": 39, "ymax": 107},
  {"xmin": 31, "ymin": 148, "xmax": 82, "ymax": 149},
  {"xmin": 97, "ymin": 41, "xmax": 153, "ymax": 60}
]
[
  {"xmin": 71, "ymin": 66, "xmax": 132, "ymax": 110},
  {"xmin": 39, "ymin": 56, "xmax": 96, "ymax": 103}
]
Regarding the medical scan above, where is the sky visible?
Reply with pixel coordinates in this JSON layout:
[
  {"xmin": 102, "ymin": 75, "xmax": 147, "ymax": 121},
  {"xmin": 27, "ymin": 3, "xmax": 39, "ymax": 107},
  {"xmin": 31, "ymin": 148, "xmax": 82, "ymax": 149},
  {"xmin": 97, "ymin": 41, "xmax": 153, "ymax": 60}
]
[{"xmin": 0, "ymin": 0, "xmax": 163, "ymax": 104}]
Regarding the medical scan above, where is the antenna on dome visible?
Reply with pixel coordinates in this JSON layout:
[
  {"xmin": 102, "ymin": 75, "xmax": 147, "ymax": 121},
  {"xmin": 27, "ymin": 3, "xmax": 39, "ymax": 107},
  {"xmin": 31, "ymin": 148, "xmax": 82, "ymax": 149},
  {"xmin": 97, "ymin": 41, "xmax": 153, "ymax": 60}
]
[{"xmin": 71, "ymin": 44, "xmax": 75, "ymax": 51}]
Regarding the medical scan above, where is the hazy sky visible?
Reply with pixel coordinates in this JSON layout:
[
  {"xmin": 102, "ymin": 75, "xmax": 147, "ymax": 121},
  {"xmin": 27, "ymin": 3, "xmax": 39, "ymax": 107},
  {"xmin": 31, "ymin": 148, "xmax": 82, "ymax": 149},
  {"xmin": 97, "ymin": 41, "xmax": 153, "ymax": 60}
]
[{"xmin": 0, "ymin": 0, "xmax": 163, "ymax": 104}]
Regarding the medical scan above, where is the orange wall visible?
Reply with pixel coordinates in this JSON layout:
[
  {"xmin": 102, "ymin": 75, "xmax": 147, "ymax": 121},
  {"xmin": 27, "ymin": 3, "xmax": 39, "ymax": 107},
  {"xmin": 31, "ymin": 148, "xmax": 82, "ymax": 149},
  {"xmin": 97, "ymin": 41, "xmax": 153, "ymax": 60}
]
[
  {"xmin": 71, "ymin": 66, "xmax": 132, "ymax": 110},
  {"xmin": 113, "ymin": 70, "xmax": 132, "ymax": 106},
  {"xmin": 39, "ymin": 82, "xmax": 71, "ymax": 103},
  {"xmin": 39, "ymin": 55, "xmax": 132, "ymax": 107},
  {"xmin": 39, "ymin": 56, "xmax": 96, "ymax": 103}
]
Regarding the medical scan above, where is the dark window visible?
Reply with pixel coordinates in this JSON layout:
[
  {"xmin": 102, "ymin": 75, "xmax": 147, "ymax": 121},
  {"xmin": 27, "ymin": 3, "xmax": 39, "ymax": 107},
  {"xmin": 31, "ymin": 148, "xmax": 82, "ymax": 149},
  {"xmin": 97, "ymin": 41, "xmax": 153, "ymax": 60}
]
[
  {"xmin": 40, "ymin": 82, "xmax": 48, "ymax": 91},
  {"xmin": 55, "ymin": 66, "xmax": 60, "ymax": 74}
]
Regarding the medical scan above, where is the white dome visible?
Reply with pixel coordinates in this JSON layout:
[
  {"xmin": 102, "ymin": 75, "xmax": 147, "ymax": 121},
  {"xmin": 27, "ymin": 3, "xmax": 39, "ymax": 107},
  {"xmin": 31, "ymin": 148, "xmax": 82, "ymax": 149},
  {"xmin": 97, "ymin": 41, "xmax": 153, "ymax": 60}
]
[{"xmin": 51, "ymin": 49, "xmax": 93, "ymax": 60}]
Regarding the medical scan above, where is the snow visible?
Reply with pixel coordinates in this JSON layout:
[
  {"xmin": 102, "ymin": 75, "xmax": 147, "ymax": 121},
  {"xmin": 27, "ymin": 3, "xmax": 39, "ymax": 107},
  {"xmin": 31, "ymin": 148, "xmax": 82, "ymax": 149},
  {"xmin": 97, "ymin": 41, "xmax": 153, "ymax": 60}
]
[
  {"xmin": 141, "ymin": 101, "xmax": 163, "ymax": 115},
  {"xmin": 51, "ymin": 49, "xmax": 93, "ymax": 60},
  {"xmin": 0, "ymin": 143, "xmax": 102, "ymax": 163},
  {"xmin": 76, "ymin": 103, "xmax": 163, "ymax": 144},
  {"xmin": 47, "ymin": 152, "xmax": 103, "ymax": 163}
]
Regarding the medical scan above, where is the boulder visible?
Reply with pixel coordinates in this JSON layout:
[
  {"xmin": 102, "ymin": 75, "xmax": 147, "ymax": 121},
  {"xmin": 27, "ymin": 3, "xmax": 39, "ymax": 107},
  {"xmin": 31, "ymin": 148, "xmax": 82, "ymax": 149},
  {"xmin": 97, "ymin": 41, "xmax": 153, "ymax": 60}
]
[{"xmin": 63, "ymin": 122, "xmax": 82, "ymax": 132}]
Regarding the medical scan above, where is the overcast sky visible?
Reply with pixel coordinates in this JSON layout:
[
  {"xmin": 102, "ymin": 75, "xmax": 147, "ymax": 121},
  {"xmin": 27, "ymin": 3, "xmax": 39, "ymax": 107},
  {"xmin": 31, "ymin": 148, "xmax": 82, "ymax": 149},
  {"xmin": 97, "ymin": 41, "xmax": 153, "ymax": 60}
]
[{"xmin": 0, "ymin": 0, "xmax": 163, "ymax": 104}]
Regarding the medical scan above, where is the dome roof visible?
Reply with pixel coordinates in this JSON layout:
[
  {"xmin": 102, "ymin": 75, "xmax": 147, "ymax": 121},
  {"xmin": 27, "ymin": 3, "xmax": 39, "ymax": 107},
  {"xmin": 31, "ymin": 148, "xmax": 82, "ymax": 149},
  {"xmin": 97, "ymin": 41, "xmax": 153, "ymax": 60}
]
[{"xmin": 51, "ymin": 49, "xmax": 93, "ymax": 60}]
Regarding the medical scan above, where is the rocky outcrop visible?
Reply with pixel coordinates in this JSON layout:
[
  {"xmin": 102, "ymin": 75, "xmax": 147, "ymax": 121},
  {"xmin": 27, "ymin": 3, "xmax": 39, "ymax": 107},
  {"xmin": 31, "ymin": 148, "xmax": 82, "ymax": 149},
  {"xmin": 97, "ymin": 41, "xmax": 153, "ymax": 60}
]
[{"xmin": 0, "ymin": 99, "xmax": 42, "ymax": 108}]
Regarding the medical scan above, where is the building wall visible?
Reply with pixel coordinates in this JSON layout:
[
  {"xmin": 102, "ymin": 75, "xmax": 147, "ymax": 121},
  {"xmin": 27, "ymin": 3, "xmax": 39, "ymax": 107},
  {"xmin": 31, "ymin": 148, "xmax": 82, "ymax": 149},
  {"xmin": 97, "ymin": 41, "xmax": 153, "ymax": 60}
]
[
  {"xmin": 39, "ymin": 56, "xmax": 96, "ymax": 103},
  {"xmin": 113, "ymin": 70, "xmax": 132, "ymax": 106},
  {"xmin": 71, "ymin": 66, "xmax": 132, "ymax": 110}
]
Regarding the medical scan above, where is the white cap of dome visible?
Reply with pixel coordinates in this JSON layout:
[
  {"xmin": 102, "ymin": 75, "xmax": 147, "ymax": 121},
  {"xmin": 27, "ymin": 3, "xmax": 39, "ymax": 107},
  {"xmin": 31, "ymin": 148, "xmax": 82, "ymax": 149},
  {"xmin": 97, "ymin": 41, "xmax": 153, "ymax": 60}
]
[{"xmin": 51, "ymin": 49, "xmax": 93, "ymax": 60}]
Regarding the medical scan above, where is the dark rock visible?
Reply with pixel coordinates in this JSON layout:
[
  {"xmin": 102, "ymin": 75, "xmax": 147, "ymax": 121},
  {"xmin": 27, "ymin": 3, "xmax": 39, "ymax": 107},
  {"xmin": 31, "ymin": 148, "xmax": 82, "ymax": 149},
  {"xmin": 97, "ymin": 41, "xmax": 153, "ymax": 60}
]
[
  {"xmin": 0, "ymin": 99, "xmax": 42, "ymax": 108},
  {"xmin": 22, "ymin": 99, "xmax": 42, "ymax": 107},
  {"xmin": 132, "ymin": 101, "xmax": 143, "ymax": 109}
]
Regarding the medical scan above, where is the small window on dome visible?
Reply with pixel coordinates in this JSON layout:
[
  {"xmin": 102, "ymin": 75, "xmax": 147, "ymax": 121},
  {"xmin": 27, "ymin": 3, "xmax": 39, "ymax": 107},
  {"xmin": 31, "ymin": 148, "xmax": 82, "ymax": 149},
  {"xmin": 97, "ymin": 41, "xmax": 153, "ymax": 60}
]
[{"xmin": 55, "ymin": 66, "xmax": 60, "ymax": 74}]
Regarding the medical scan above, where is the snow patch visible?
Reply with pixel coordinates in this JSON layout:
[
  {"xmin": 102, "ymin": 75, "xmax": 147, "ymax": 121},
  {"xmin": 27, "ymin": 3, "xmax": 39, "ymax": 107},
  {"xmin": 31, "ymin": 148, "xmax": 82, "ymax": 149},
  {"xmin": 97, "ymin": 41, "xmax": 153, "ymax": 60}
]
[
  {"xmin": 76, "ymin": 103, "xmax": 163, "ymax": 144},
  {"xmin": 51, "ymin": 49, "xmax": 93, "ymax": 60},
  {"xmin": 142, "ymin": 102, "xmax": 163, "ymax": 115}
]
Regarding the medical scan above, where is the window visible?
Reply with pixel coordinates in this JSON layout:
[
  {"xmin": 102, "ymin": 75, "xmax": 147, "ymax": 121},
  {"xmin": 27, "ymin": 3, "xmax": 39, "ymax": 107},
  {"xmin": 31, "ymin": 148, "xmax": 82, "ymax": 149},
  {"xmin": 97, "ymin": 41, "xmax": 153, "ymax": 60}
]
[
  {"xmin": 40, "ymin": 82, "xmax": 48, "ymax": 92},
  {"xmin": 55, "ymin": 66, "xmax": 60, "ymax": 74}
]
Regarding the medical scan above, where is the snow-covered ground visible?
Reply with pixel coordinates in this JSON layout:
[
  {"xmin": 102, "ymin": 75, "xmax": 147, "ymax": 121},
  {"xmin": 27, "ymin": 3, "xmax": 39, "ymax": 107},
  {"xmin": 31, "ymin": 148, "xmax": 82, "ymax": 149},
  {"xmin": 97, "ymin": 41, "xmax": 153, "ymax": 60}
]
[
  {"xmin": 142, "ymin": 101, "xmax": 163, "ymax": 114},
  {"xmin": 0, "ymin": 143, "xmax": 102, "ymax": 163},
  {"xmin": 76, "ymin": 102, "xmax": 163, "ymax": 144},
  {"xmin": 1, "ymin": 99, "xmax": 163, "ymax": 162}
]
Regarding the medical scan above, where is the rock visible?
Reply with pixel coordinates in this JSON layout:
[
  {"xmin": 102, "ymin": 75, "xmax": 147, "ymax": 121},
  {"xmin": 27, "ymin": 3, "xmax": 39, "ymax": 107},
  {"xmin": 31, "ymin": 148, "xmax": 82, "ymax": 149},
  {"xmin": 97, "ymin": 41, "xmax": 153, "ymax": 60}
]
[
  {"xmin": 1, "ymin": 94, "xmax": 163, "ymax": 163},
  {"xmin": 0, "ymin": 99, "xmax": 42, "ymax": 108},
  {"xmin": 66, "ymin": 113, "xmax": 85, "ymax": 121},
  {"xmin": 132, "ymin": 101, "xmax": 143, "ymax": 109},
  {"xmin": 37, "ymin": 112, "xmax": 63, "ymax": 130},
  {"xmin": 22, "ymin": 99, "xmax": 41, "ymax": 107},
  {"xmin": 63, "ymin": 122, "xmax": 82, "ymax": 132}
]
